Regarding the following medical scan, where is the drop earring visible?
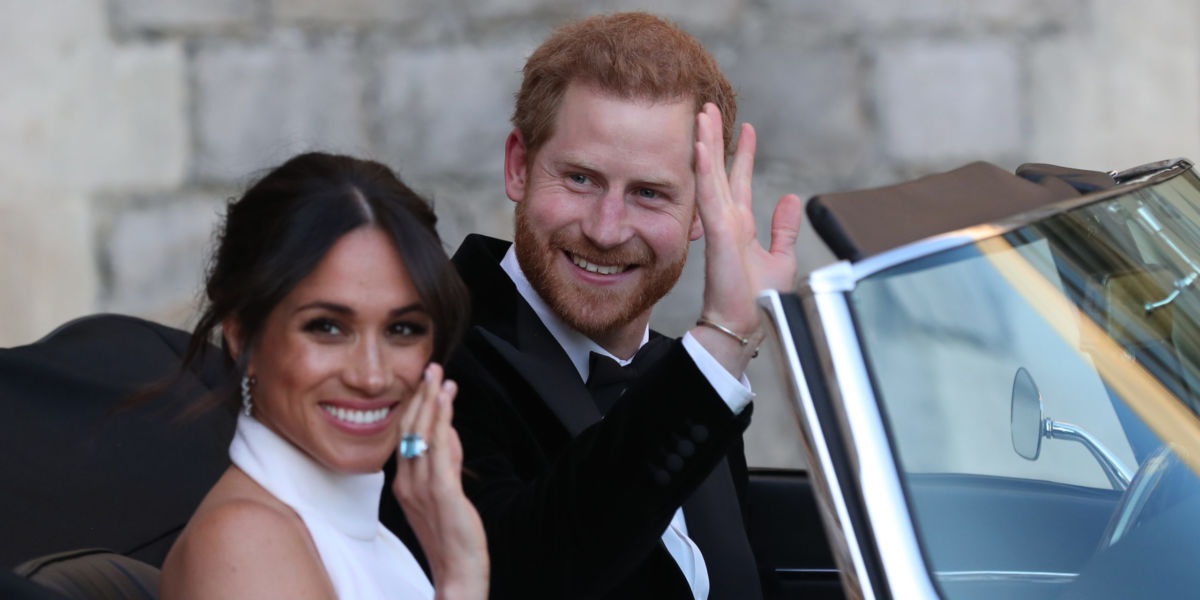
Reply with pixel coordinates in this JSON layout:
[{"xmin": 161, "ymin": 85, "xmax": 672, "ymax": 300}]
[{"xmin": 241, "ymin": 374, "xmax": 256, "ymax": 416}]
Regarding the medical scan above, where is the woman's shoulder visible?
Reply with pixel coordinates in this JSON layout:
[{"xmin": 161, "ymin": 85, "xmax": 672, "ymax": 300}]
[
  {"xmin": 189, "ymin": 495, "xmax": 306, "ymax": 547},
  {"xmin": 185, "ymin": 465, "xmax": 307, "ymax": 541},
  {"xmin": 160, "ymin": 467, "xmax": 335, "ymax": 599}
]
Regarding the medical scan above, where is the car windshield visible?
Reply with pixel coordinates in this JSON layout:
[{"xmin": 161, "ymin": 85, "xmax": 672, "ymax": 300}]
[{"xmin": 851, "ymin": 168, "xmax": 1200, "ymax": 599}]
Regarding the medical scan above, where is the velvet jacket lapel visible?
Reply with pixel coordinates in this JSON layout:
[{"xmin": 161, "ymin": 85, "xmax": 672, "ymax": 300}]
[{"xmin": 452, "ymin": 235, "xmax": 599, "ymax": 436}]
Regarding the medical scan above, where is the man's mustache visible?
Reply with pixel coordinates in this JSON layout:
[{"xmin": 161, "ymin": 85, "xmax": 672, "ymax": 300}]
[{"xmin": 550, "ymin": 233, "xmax": 654, "ymax": 267}]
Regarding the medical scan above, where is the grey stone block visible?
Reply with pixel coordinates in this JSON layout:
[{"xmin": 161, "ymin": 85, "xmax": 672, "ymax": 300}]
[
  {"xmin": 845, "ymin": 0, "xmax": 967, "ymax": 31},
  {"xmin": 734, "ymin": 44, "xmax": 871, "ymax": 182},
  {"xmin": 600, "ymin": 0, "xmax": 746, "ymax": 32},
  {"xmin": 419, "ymin": 175, "xmax": 515, "ymax": 254},
  {"xmin": 375, "ymin": 42, "xmax": 527, "ymax": 178},
  {"xmin": 965, "ymin": 0, "xmax": 1080, "ymax": 32},
  {"xmin": 192, "ymin": 30, "xmax": 371, "ymax": 183},
  {"xmin": 270, "ymin": 0, "xmax": 428, "ymax": 27},
  {"xmin": 0, "ymin": 3, "xmax": 187, "ymax": 191},
  {"xmin": 1028, "ymin": 0, "xmax": 1200, "ymax": 169},
  {"xmin": 0, "ymin": 191, "xmax": 97, "ymax": 347},
  {"xmin": 457, "ymin": 0, "xmax": 585, "ymax": 20},
  {"xmin": 91, "ymin": 42, "xmax": 190, "ymax": 189},
  {"xmin": 740, "ymin": 2, "xmax": 857, "ymax": 43},
  {"xmin": 873, "ymin": 39, "xmax": 1022, "ymax": 168},
  {"xmin": 100, "ymin": 193, "xmax": 226, "ymax": 328},
  {"xmin": 109, "ymin": 0, "xmax": 258, "ymax": 35},
  {"xmin": 804, "ymin": 0, "xmax": 1078, "ymax": 33},
  {"xmin": 757, "ymin": 0, "xmax": 850, "ymax": 19}
]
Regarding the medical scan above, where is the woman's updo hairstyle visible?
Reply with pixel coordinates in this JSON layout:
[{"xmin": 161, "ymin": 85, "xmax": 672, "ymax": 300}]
[{"xmin": 184, "ymin": 152, "xmax": 469, "ymax": 411}]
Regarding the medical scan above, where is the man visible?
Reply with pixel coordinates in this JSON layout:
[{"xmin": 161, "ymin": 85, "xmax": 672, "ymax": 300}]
[{"xmin": 385, "ymin": 12, "xmax": 803, "ymax": 599}]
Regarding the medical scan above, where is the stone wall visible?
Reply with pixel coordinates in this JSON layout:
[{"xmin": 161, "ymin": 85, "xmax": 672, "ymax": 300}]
[{"xmin": 3, "ymin": 0, "xmax": 1198, "ymax": 466}]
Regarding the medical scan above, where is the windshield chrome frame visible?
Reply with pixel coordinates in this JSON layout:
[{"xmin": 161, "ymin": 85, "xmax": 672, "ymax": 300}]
[
  {"xmin": 811, "ymin": 273, "xmax": 943, "ymax": 598},
  {"xmin": 759, "ymin": 289, "xmax": 879, "ymax": 598}
]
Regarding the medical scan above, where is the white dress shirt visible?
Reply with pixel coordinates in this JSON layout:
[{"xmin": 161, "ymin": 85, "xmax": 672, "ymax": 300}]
[{"xmin": 499, "ymin": 247, "xmax": 754, "ymax": 600}]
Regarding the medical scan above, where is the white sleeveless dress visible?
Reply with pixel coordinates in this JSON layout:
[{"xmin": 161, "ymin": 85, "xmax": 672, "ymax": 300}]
[{"xmin": 229, "ymin": 415, "xmax": 434, "ymax": 599}]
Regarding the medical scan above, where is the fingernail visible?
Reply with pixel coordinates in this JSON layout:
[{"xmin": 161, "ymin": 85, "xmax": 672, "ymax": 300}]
[{"xmin": 424, "ymin": 364, "xmax": 434, "ymax": 381}]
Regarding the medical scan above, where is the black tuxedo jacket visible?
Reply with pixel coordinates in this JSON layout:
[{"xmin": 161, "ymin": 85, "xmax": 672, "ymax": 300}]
[{"xmin": 383, "ymin": 234, "xmax": 761, "ymax": 599}]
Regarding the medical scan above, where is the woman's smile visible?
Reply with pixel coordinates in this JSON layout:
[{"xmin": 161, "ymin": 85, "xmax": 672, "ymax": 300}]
[{"xmin": 247, "ymin": 227, "xmax": 435, "ymax": 474}]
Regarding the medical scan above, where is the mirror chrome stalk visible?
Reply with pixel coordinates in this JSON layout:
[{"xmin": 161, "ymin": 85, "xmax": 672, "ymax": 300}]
[{"xmin": 1044, "ymin": 419, "xmax": 1134, "ymax": 490}]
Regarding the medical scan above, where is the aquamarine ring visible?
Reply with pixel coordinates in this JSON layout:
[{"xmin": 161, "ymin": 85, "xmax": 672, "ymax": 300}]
[{"xmin": 400, "ymin": 433, "xmax": 428, "ymax": 459}]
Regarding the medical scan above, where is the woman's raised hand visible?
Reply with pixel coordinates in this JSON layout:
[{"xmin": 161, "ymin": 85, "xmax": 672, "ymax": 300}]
[{"xmin": 393, "ymin": 363, "xmax": 489, "ymax": 600}]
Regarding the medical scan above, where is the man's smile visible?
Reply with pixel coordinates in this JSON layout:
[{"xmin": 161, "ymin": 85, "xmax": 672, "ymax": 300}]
[{"xmin": 567, "ymin": 251, "xmax": 633, "ymax": 275}]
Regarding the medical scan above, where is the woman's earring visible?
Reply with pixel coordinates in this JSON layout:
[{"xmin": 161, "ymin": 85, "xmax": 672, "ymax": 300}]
[{"xmin": 241, "ymin": 375, "xmax": 256, "ymax": 416}]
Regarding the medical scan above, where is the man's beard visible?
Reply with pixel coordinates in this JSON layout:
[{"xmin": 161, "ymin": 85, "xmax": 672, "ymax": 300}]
[{"xmin": 514, "ymin": 202, "xmax": 686, "ymax": 340}]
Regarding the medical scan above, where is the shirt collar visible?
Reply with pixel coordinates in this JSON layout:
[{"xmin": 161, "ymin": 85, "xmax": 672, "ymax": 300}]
[
  {"xmin": 230, "ymin": 415, "xmax": 383, "ymax": 540},
  {"xmin": 500, "ymin": 245, "xmax": 649, "ymax": 382}
]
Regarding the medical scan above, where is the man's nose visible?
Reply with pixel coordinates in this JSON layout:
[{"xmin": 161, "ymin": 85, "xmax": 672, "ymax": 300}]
[{"xmin": 580, "ymin": 189, "xmax": 628, "ymax": 249}]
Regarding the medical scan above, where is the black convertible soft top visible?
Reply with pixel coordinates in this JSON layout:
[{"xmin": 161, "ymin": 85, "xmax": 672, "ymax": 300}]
[
  {"xmin": 0, "ymin": 314, "xmax": 234, "ymax": 569},
  {"xmin": 806, "ymin": 162, "xmax": 1118, "ymax": 262}
]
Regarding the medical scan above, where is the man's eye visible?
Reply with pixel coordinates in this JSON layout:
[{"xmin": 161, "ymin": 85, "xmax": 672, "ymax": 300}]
[
  {"xmin": 303, "ymin": 318, "xmax": 343, "ymax": 336},
  {"xmin": 636, "ymin": 188, "xmax": 659, "ymax": 199},
  {"xmin": 568, "ymin": 173, "xmax": 589, "ymax": 185}
]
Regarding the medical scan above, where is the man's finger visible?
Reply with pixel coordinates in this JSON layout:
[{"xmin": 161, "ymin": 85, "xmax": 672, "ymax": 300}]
[
  {"xmin": 701, "ymin": 103, "xmax": 726, "ymax": 171},
  {"xmin": 693, "ymin": 135, "xmax": 717, "ymax": 218},
  {"xmin": 729, "ymin": 123, "xmax": 755, "ymax": 209},
  {"xmin": 769, "ymin": 193, "xmax": 804, "ymax": 257}
]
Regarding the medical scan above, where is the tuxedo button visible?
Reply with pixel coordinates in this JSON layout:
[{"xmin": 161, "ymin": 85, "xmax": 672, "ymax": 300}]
[
  {"xmin": 665, "ymin": 453, "xmax": 684, "ymax": 472},
  {"xmin": 652, "ymin": 468, "xmax": 671, "ymax": 486},
  {"xmin": 676, "ymin": 439, "xmax": 695, "ymax": 458},
  {"xmin": 689, "ymin": 424, "xmax": 709, "ymax": 443}
]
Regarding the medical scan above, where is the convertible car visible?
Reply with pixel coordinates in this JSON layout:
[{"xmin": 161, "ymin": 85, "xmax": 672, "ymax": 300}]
[
  {"xmin": 758, "ymin": 157, "xmax": 1200, "ymax": 599},
  {"xmin": 5, "ymin": 158, "xmax": 1200, "ymax": 599}
]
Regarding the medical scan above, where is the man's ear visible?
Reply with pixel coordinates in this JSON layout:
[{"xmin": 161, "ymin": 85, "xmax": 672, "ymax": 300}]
[
  {"xmin": 222, "ymin": 318, "xmax": 245, "ymax": 364},
  {"xmin": 504, "ymin": 128, "xmax": 529, "ymax": 203},
  {"xmin": 688, "ymin": 209, "xmax": 704, "ymax": 241}
]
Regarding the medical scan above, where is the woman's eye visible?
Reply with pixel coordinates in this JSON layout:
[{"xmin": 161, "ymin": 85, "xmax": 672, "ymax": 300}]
[
  {"xmin": 303, "ymin": 318, "xmax": 343, "ymax": 336},
  {"xmin": 389, "ymin": 321, "xmax": 429, "ymax": 338}
]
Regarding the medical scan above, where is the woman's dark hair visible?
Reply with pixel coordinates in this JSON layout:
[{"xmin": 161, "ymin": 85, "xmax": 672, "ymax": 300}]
[{"xmin": 183, "ymin": 152, "xmax": 469, "ymax": 412}]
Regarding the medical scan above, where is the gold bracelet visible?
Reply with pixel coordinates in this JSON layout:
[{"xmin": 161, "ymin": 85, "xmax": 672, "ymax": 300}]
[{"xmin": 695, "ymin": 317, "xmax": 750, "ymax": 346}]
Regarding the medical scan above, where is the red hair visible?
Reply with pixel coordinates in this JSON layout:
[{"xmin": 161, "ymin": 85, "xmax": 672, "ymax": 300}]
[{"xmin": 513, "ymin": 12, "xmax": 737, "ymax": 157}]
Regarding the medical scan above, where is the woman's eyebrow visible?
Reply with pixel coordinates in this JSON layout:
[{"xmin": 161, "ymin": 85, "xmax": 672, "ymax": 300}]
[
  {"xmin": 293, "ymin": 301, "xmax": 428, "ymax": 317},
  {"xmin": 390, "ymin": 303, "xmax": 428, "ymax": 318},
  {"xmin": 295, "ymin": 301, "xmax": 352, "ymax": 315}
]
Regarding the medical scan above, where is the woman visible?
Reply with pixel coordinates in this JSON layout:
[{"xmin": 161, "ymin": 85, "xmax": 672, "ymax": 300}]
[{"xmin": 159, "ymin": 153, "xmax": 487, "ymax": 599}]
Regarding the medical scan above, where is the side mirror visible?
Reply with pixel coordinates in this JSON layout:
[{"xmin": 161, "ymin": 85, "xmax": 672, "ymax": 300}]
[
  {"xmin": 1011, "ymin": 367, "xmax": 1044, "ymax": 460},
  {"xmin": 1009, "ymin": 366, "xmax": 1133, "ymax": 488}
]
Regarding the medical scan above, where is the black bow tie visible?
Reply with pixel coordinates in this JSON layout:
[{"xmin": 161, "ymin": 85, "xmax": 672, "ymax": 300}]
[{"xmin": 585, "ymin": 336, "xmax": 670, "ymax": 414}]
